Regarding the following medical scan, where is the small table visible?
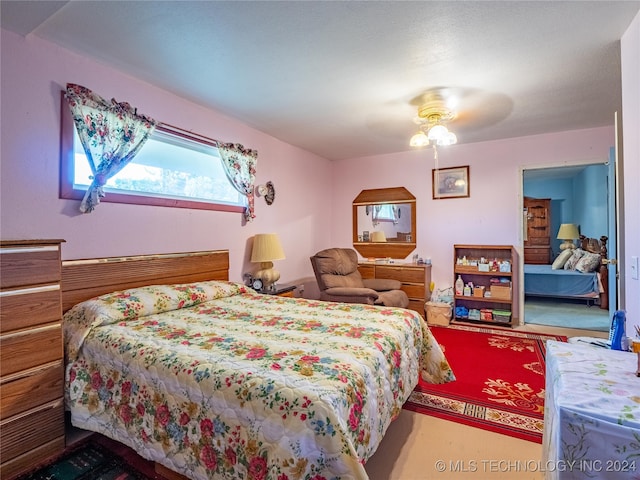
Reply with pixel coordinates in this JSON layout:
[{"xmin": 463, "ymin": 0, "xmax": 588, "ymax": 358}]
[
  {"xmin": 543, "ymin": 341, "xmax": 640, "ymax": 479},
  {"xmin": 261, "ymin": 284, "xmax": 296, "ymax": 297}
]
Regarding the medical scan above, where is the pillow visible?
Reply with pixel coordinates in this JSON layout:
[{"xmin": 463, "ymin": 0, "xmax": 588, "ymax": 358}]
[
  {"xmin": 63, "ymin": 281, "xmax": 247, "ymax": 361},
  {"xmin": 575, "ymin": 251, "xmax": 602, "ymax": 273},
  {"xmin": 551, "ymin": 249, "xmax": 574, "ymax": 270},
  {"xmin": 564, "ymin": 248, "xmax": 586, "ymax": 270}
]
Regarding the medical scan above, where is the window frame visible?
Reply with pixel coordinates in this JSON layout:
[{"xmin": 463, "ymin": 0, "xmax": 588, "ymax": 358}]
[{"xmin": 59, "ymin": 93, "xmax": 245, "ymax": 213}]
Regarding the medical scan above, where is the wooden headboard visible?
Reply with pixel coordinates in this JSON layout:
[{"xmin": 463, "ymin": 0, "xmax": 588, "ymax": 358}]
[
  {"xmin": 579, "ymin": 234, "xmax": 608, "ymax": 258},
  {"xmin": 578, "ymin": 235, "xmax": 609, "ymax": 310},
  {"xmin": 61, "ymin": 250, "xmax": 229, "ymax": 312}
]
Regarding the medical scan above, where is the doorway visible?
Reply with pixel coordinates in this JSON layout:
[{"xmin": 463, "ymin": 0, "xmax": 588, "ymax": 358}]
[{"xmin": 521, "ymin": 163, "xmax": 615, "ymax": 332}]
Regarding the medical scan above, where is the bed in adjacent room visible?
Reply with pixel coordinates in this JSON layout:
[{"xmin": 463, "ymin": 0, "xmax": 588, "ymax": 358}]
[
  {"xmin": 61, "ymin": 249, "xmax": 454, "ymax": 480},
  {"xmin": 523, "ymin": 235, "xmax": 609, "ymax": 309}
]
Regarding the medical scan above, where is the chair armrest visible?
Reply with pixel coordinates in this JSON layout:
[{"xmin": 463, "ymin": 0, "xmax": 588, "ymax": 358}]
[
  {"xmin": 363, "ymin": 278, "xmax": 402, "ymax": 291},
  {"xmin": 323, "ymin": 287, "xmax": 379, "ymax": 304}
]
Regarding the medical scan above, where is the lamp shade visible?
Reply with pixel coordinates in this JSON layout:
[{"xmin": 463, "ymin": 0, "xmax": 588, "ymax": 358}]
[
  {"xmin": 251, "ymin": 233, "xmax": 285, "ymax": 262},
  {"xmin": 409, "ymin": 131, "xmax": 429, "ymax": 147},
  {"xmin": 370, "ymin": 231, "xmax": 387, "ymax": 242},
  {"xmin": 251, "ymin": 234, "xmax": 285, "ymax": 290},
  {"xmin": 428, "ymin": 124, "xmax": 449, "ymax": 142},
  {"xmin": 556, "ymin": 224, "xmax": 579, "ymax": 240},
  {"xmin": 556, "ymin": 223, "xmax": 580, "ymax": 251}
]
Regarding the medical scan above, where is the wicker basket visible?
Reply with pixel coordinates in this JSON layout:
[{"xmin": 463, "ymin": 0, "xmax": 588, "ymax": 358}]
[{"xmin": 425, "ymin": 302, "xmax": 452, "ymax": 326}]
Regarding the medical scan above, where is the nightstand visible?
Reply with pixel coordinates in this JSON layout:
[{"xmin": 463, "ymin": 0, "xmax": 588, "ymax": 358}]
[{"xmin": 263, "ymin": 285, "xmax": 296, "ymax": 297}]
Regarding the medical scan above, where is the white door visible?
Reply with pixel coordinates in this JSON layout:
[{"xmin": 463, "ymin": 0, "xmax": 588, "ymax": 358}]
[{"xmin": 606, "ymin": 114, "xmax": 622, "ymax": 315}]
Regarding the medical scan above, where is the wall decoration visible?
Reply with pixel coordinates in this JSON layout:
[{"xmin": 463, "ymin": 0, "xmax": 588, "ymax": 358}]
[
  {"xmin": 264, "ymin": 181, "xmax": 275, "ymax": 205},
  {"xmin": 432, "ymin": 166, "xmax": 470, "ymax": 199},
  {"xmin": 256, "ymin": 181, "xmax": 276, "ymax": 205}
]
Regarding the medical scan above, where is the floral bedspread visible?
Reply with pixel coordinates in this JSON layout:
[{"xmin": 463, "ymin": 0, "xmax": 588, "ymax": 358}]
[
  {"xmin": 64, "ymin": 281, "xmax": 454, "ymax": 480},
  {"xmin": 543, "ymin": 341, "xmax": 640, "ymax": 479}
]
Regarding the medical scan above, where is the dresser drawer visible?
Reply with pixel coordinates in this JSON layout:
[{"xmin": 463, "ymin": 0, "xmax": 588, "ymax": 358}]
[
  {"xmin": 0, "ymin": 286, "xmax": 61, "ymax": 334},
  {"xmin": 525, "ymin": 247, "xmax": 550, "ymax": 256},
  {"xmin": 526, "ymin": 236, "xmax": 550, "ymax": 246},
  {"xmin": 0, "ymin": 399, "xmax": 64, "ymax": 465},
  {"xmin": 0, "ymin": 323, "xmax": 62, "ymax": 377},
  {"xmin": 374, "ymin": 265, "xmax": 424, "ymax": 283},
  {"xmin": 402, "ymin": 283, "xmax": 425, "ymax": 300},
  {"xmin": 525, "ymin": 247, "xmax": 550, "ymax": 264},
  {"xmin": 526, "ymin": 255, "xmax": 550, "ymax": 265},
  {"xmin": 1, "ymin": 361, "xmax": 64, "ymax": 419},
  {"xmin": 0, "ymin": 246, "xmax": 61, "ymax": 289},
  {"xmin": 357, "ymin": 265, "xmax": 375, "ymax": 279},
  {"xmin": 0, "ymin": 436, "xmax": 66, "ymax": 480},
  {"xmin": 407, "ymin": 299, "xmax": 426, "ymax": 318}
]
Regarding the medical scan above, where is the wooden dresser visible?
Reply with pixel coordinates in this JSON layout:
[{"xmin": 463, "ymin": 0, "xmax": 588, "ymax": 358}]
[
  {"xmin": 358, "ymin": 262, "xmax": 431, "ymax": 318},
  {"xmin": 0, "ymin": 239, "xmax": 66, "ymax": 479},
  {"xmin": 524, "ymin": 197, "xmax": 551, "ymax": 264}
]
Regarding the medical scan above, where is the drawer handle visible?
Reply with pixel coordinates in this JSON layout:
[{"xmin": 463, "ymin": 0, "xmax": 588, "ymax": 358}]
[
  {"xmin": 0, "ymin": 284, "xmax": 60, "ymax": 297},
  {"xmin": 1, "ymin": 322, "xmax": 61, "ymax": 340}
]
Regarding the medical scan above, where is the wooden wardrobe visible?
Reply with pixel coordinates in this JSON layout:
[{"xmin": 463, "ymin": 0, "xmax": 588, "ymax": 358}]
[{"xmin": 524, "ymin": 197, "xmax": 551, "ymax": 264}]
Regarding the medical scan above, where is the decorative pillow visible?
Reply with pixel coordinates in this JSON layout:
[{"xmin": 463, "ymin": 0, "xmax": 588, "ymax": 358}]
[
  {"xmin": 575, "ymin": 251, "xmax": 602, "ymax": 273},
  {"xmin": 564, "ymin": 248, "xmax": 586, "ymax": 270},
  {"xmin": 551, "ymin": 249, "xmax": 574, "ymax": 270}
]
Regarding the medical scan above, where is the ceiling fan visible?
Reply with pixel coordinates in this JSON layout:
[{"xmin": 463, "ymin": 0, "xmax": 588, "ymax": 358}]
[
  {"xmin": 409, "ymin": 92, "xmax": 459, "ymax": 147},
  {"xmin": 363, "ymin": 86, "xmax": 513, "ymax": 156}
]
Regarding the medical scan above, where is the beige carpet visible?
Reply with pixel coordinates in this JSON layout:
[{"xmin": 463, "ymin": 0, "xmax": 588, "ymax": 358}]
[{"xmin": 365, "ymin": 324, "xmax": 606, "ymax": 480}]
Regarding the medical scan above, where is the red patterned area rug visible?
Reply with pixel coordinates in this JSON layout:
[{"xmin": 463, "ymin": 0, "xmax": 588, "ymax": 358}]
[{"xmin": 405, "ymin": 324, "xmax": 566, "ymax": 443}]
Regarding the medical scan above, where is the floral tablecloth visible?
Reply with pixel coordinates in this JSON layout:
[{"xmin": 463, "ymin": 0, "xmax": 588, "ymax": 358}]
[
  {"xmin": 64, "ymin": 281, "xmax": 454, "ymax": 480},
  {"xmin": 543, "ymin": 340, "xmax": 640, "ymax": 479}
]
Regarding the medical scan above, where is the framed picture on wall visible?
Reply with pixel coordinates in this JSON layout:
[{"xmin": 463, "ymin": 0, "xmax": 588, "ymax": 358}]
[{"xmin": 432, "ymin": 166, "xmax": 470, "ymax": 199}]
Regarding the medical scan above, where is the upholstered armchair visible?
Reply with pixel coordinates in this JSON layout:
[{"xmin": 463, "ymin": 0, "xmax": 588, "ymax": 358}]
[{"xmin": 310, "ymin": 248, "xmax": 409, "ymax": 308}]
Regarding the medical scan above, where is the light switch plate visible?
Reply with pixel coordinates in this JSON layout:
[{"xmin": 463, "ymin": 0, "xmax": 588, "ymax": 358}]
[{"xmin": 632, "ymin": 256, "xmax": 639, "ymax": 280}]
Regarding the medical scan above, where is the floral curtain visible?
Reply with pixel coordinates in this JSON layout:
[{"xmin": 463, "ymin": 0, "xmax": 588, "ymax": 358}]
[
  {"xmin": 65, "ymin": 83, "xmax": 157, "ymax": 213},
  {"xmin": 217, "ymin": 142, "xmax": 258, "ymax": 222}
]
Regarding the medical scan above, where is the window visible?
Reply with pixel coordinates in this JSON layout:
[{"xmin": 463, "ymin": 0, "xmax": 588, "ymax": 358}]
[
  {"xmin": 372, "ymin": 204, "xmax": 399, "ymax": 224},
  {"xmin": 60, "ymin": 99, "xmax": 245, "ymax": 213}
]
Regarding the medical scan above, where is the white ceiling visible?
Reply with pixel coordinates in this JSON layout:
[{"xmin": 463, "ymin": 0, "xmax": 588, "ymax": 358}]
[{"xmin": 2, "ymin": 1, "xmax": 639, "ymax": 161}]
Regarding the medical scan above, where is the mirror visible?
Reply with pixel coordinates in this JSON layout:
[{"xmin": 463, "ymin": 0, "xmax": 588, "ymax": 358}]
[{"xmin": 352, "ymin": 187, "xmax": 416, "ymax": 259}]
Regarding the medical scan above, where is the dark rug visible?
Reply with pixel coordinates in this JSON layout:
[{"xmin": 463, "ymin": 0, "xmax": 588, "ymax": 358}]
[{"xmin": 18, "ymin": 439, "xmax": 156, "ymax": 480}]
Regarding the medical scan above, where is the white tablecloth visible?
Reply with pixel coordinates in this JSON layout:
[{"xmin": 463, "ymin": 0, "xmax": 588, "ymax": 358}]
[{"xmin": 543, "ymin": 340, "xmax": 640, "ymax": 479}]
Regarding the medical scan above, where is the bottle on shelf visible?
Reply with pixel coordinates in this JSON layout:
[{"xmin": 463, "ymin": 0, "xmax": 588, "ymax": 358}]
[{"xmin": 455, "ymin": 275, "xmax": 464, "ymax": 296}]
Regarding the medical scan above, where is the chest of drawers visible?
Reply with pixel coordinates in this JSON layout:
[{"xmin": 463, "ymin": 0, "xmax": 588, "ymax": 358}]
[
  {"xmin": 358, "ymin": 262, "xmax": 431, "ymax": 318},
  {"xmin": 0, "ymin": 240, "xmax": 65, "ymax": 479}
]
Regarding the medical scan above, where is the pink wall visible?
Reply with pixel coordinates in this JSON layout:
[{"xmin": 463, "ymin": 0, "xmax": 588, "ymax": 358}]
[
  {"xmin": 2, "ymin": 27, "xmax": 632, "ymax": 314},
  {"xmin": 0, "ymin": 29, "xmax": 332, "ymax": 286},
  {"xmin": 621, "ymin": 11, "xmax": 640, "ymax": 327},
  {"xmin": 331, "ymin": 127, "xmax": 615, "ymax": 305}
]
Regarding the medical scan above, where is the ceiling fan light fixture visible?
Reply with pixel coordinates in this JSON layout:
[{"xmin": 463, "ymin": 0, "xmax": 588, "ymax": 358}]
[
  {"xmin": 437, "ymin": 131, "xmax": 458, "ymax": 146},
  {"xmin": 409, "ymin": 97, "xmax": 458, "ymax": 148},
  {"xmin": 427, "ymin": 124, "xmax": 448, "ymax": 141},
  {"xmin": 409, "ymin": 131, "xmax": 430, "ymax": 147}
]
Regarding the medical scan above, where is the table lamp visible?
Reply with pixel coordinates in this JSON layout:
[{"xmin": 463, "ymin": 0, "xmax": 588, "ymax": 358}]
[
  {"xmin": 251, "ymin": 233, "xmax": 286, "ymax": 291},
  {"xmin": 556, "ymin": 223, "xmax": 579, "ymax": 251}
]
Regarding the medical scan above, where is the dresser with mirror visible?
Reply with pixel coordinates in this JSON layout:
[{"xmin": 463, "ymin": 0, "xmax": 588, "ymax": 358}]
[{"xmin": 353, "ymin": 187, "xmax": 430, "ymax": 317}]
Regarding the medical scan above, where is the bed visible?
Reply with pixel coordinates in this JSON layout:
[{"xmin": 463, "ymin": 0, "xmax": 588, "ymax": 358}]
[
  {"xmin": 523, "ymin": 235, "xmax": 609, "ymax": 309},
  {"xmin": 61, "ymin": 249, "xmax": 454, "ymax": 480}
]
